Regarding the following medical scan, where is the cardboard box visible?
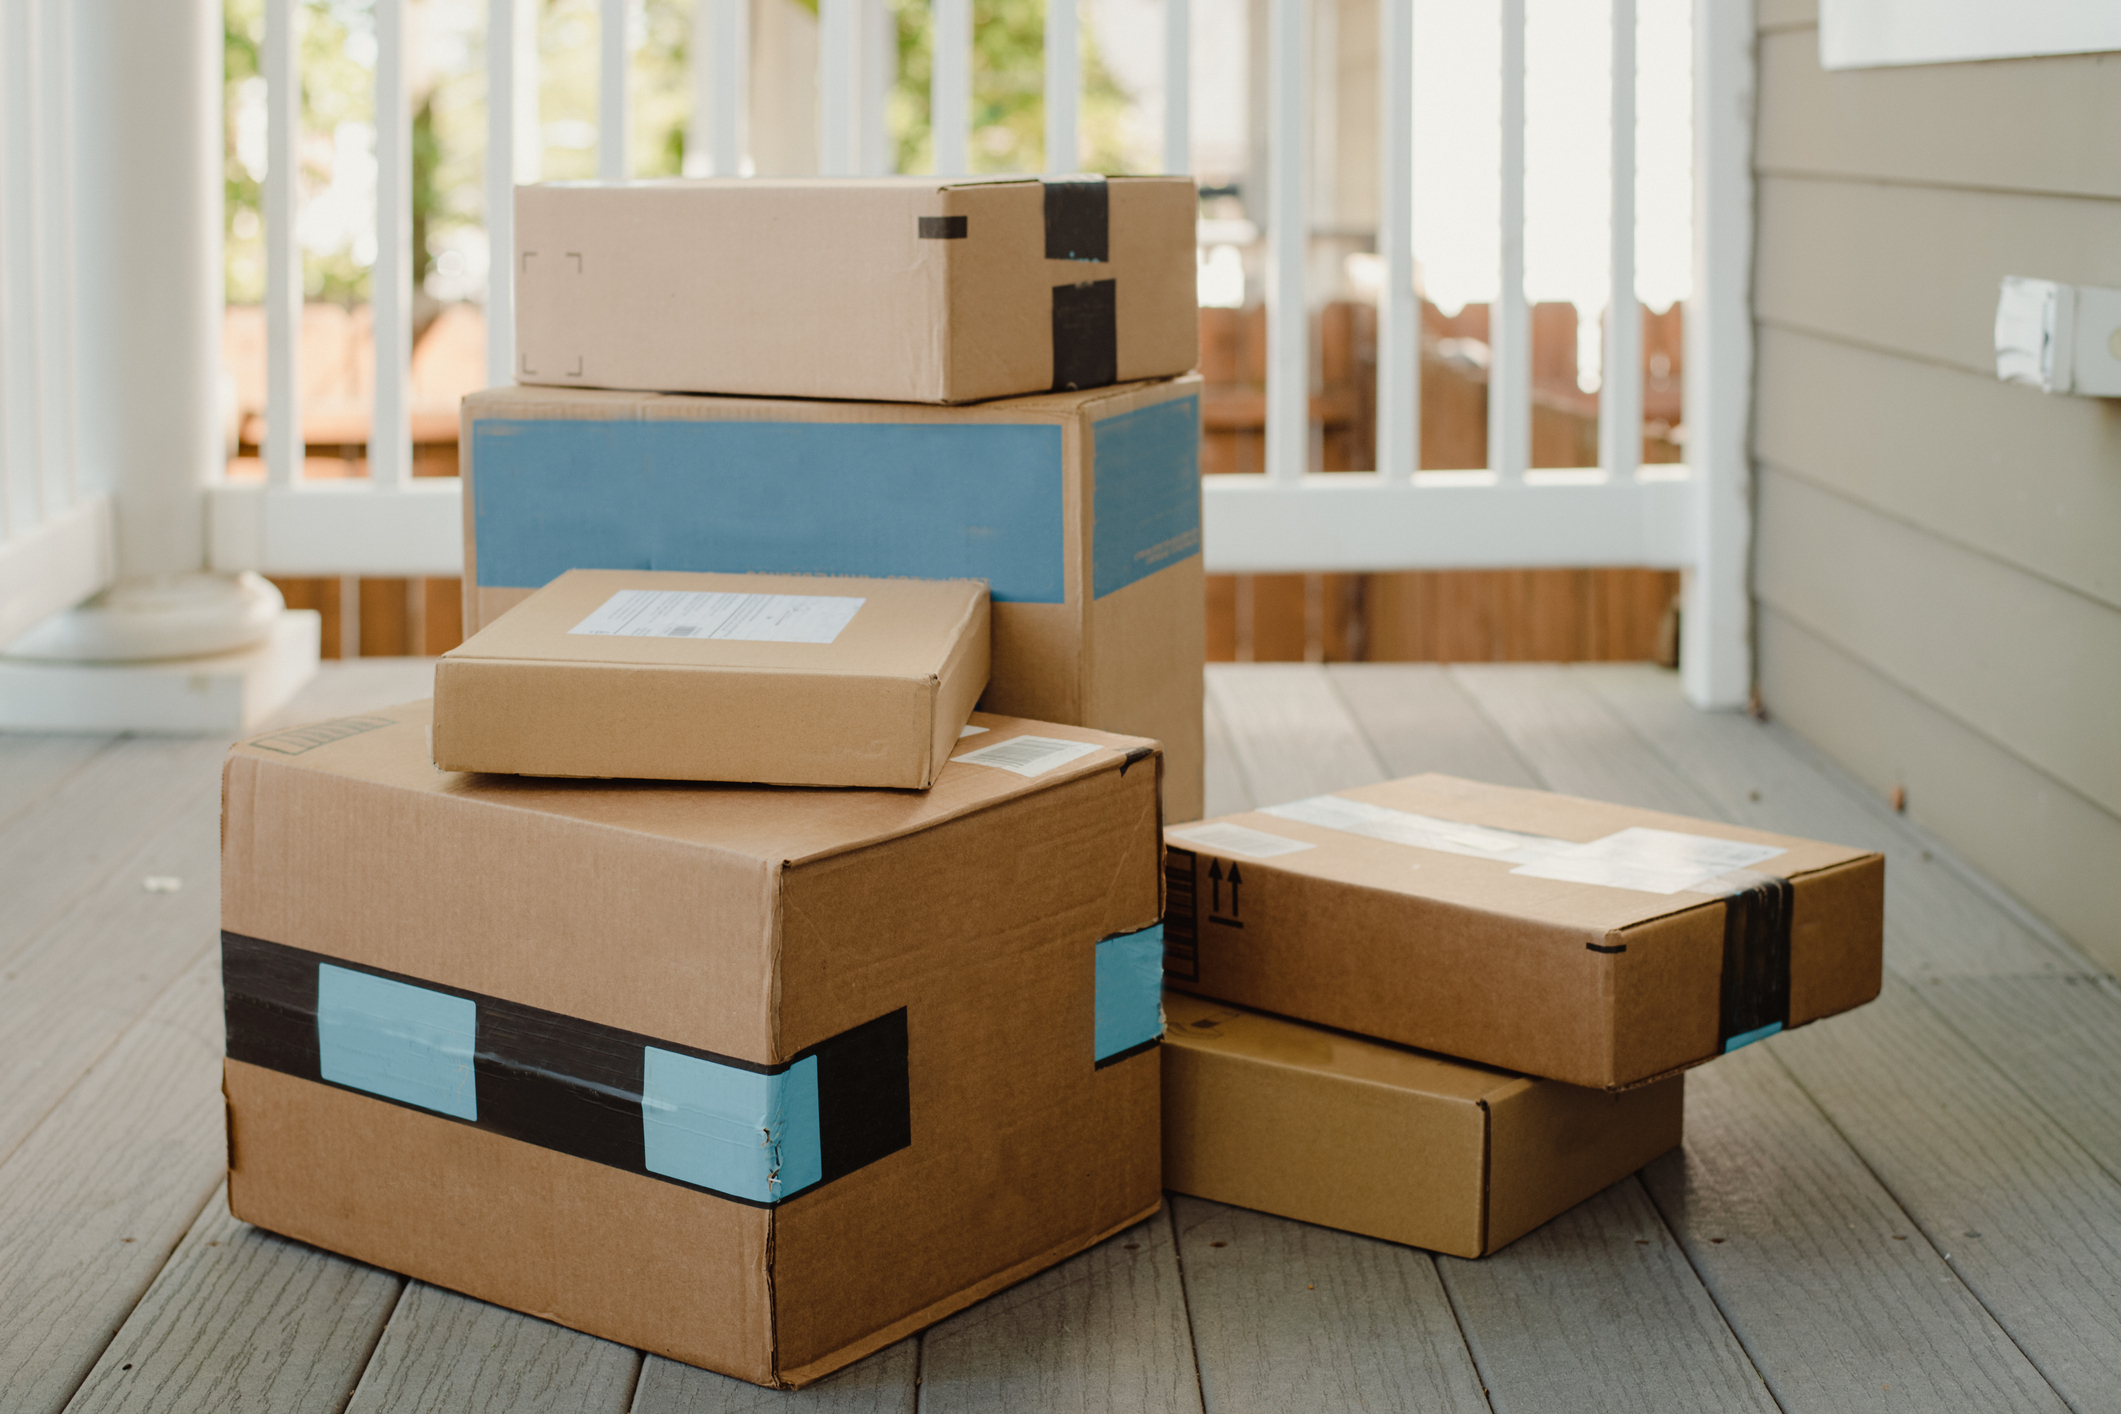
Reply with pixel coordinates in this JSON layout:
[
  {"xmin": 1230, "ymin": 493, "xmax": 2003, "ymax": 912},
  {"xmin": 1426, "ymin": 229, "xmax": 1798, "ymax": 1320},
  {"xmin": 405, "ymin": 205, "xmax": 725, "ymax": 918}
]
[
  {"xmin": 221, "ymin": 702, "xmax": 1167, "ymax": 1388},
  {"xmin": 433, "ymin": 569, "xmax": 988, "ymax": 787},
  {"xmin": 514, "ymin": 175, "xmax": 1198, "ymax": 404},
  {"xmin": 460, "ymin": 376, "xmax": 1205, "ymax": 818},
  {"xmin": 1161, "ymin": 774, "xmax": 1884, "ymax": 1089},
  {"xmin": 1162, "ymin": 994, "xmax": 1684, "ymax": 1257}
]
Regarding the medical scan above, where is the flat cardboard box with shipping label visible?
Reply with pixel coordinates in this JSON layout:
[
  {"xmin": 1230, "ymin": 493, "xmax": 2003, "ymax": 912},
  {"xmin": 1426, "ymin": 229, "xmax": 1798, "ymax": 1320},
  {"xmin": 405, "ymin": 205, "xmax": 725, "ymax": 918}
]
[
  {"xmin": 514, "ymin": 175, "xmax": 1197, "ymax": 404},
  {"xmin": 221, "ymin": 703, "xmax": 1166, "ymax": 1388},
  {"xmin": 1162, "ymin": 993, "xmax": 1684, "ymax": 1257},
  {"xmin": 1161, "ymin": 774, "xmax": 1884, "ymax": 1090},
  {"xmin": 433, "ymin": 569, "xmax": 988, "ymax": 787},
  {"xmin": 459, "ymin": 377, "xmax": 1205, "ymax": 818}
]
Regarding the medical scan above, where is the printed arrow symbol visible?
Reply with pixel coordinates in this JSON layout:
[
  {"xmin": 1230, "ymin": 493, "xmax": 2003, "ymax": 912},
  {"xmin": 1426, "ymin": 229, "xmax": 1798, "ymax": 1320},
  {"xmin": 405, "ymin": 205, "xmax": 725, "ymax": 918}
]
[
  {"xmin": 1208, "ymin": 858, "xmax": 1225, "ymax": 912},
  {"xmin": 1228, "ymin": 863, "xmax": 1244, "ymax": 916}
]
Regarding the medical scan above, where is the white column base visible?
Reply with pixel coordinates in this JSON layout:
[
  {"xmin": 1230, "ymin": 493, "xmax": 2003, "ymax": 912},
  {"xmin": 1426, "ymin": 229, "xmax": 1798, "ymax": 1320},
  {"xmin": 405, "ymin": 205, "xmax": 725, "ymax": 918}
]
[{"xmin": 0, "ymin": 610, "xmax": 321, "ymax": 735}]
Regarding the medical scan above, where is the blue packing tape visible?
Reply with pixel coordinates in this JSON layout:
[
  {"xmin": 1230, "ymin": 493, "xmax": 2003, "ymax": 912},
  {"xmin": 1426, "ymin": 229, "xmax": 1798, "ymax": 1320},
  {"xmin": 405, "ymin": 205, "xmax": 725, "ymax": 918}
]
[
  {"xmin": 641, "ymin": 1048, "xmax": 824, "ymax": 1204},
  {"xmin": 1095, "ymin": 924, "xmax": 1166, "ymax": 1065},
  {"xmin": 316, "ymin": 964, "xmax": 480, "ymax": 1121}
]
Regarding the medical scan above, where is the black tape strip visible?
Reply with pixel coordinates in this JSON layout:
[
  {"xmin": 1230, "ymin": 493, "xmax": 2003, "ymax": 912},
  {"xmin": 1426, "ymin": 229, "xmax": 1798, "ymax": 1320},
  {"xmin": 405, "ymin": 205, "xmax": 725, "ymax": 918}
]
[
  {"xmin": 1052, "ymin": 279, "xmax": 1118, "ymax": 392},
  {"xmin": 918, "ymin": 215, "xmax": 968, "ymax": 239},
  {"xmin": 221, "ymin": 932, "xmax": 911, "ymax": 1206},
  {"xmin": 1585, "ymin": 941, "xmax": 1627, "ymax": 955},
  {"xmin": 1716, "ymin": 872, "xmax": 1795, "ymax": 1048},
  {"xmin": 1042, "ymin": 176, "xmax": 1109, "ymax": 261},
  {"xmin": 1094, "ymin": 1036, "xmax": 1160, "ymax": 1070}
]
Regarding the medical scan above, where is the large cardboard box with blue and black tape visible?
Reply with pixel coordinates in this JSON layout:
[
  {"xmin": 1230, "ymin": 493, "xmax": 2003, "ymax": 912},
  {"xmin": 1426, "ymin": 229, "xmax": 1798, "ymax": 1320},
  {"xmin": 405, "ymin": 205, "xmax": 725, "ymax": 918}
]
[
  {"xmin": 513, "ymin": 174, "xmax": 1197, "ymax": 404},
  {"xmin": 219, "ymin": 703, "xmax": 1168, "ymax": 1388},
  {"xmin": 458, "ymin": 375, "xmax": 1206, "ymax": 819},
  {"xmin": 1161, "ymin": 775, "xmax": 1884, "ymax": 1091}
]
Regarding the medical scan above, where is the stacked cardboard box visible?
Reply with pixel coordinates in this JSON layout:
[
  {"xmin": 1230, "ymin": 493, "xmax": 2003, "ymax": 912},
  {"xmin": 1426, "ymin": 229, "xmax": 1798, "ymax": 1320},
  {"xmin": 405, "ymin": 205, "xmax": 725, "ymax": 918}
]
[
  {"xmin": 1157, "ymin": 774, "xmax": 1885, "ymax": 1257},
  {"xmin": 221, "ymin": 173, "xmax": 1200, "ymax": 1389}
]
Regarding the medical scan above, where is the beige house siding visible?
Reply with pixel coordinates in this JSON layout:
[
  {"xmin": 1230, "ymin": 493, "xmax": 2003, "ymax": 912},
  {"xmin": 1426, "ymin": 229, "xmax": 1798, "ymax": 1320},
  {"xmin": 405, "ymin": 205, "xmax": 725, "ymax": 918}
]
[{"xmin": 1750, "ymin": 3, "xmax": 2121, "ymax": 969}]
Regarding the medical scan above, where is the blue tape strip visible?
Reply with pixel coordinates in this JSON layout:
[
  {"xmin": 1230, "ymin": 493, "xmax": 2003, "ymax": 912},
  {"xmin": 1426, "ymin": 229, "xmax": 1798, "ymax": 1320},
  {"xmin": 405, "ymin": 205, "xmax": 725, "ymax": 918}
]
[
  {"xmin": 315, "ymin": 964, "xmax": 479, "ymax": 1120},
  {"xmin": 1095, "ymin": 924, "xmax": 1166, "ymax": 1063},
  {"xmin": 471, "ymin": 419, "xmax": 1067, "ymax": 603},
  {"xmin": 640, "ymin": 1048, "xmax": 823, "ymax": 1203},
  {"xmin": 1092, "ymin": 396, "xmax": 1201, "ymax": 600},
  {"xmin": 1723, "ymin": 1020, "xmax": 1784, "ymax": 1054}
]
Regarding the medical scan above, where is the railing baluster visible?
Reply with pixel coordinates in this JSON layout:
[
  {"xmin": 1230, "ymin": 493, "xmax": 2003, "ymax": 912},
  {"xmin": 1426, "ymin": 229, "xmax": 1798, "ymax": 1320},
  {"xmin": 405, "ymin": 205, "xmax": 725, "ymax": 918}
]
[
  {"xmin": 932, "ymin": 0, "xmax": 970, "ymax": 175},
  {"xmin": 1163, "ymin": 0, "xmax": 1189, "ymax": 174},
  {"xmin": 1264, "ymin": 0, "xmax": 1308, "ymax": 484},
  {"xmin": 265, "ymin": 0, "xmax": 303, "ymax": 488},
  {"xmin": 1045, "ymin": 0, "xmax": 1078, "ymax": 172},
  {"xmin": 486, "ymin": 0, "xmax": 531, "ymax": 388},
  {"xmin": 1374, "ymin": 0, "xmax": 1414, "ymax": 480},
  {"xmin": 599, "ymin": 0, "xmax": 629, "ymax": 179},
  {"xmin": 711, "ymin": 0, "xmax": 748, "ymax": 175},
  {"xmin": 37, "ymin": 0, "xmax": 78, "ymax": 509},
  {"xmin": 861, "ymin": 0, "xmax": 894, "ymax": 173},
  {"xmin": 0, "ymin": 0, "xmax": 42, "ymax": 535},
  {"xmin": 370, "ymin": 0, "xmax": 412, "ymax": 489},
  {"xmin": 820, "ymin": 0, "xmax": 856, "ymax": 175},
  {"xmin": 1599, "ymin": 0, "xmax": 1640, "ymax": 479},
  {"xmin": 1488, "ymin": 0, "xmax": 1528, "ymax": 482}
]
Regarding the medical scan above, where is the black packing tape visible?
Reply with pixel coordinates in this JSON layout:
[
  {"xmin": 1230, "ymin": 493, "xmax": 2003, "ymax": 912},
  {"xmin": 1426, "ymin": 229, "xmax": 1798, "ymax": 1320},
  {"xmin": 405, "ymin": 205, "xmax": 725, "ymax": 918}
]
[
  {"xmin": 918, "ymin": 215, "xmax": 968, "ymax": 239},
  {"xmin": 1051, "ymin": 279, "xmax": 1118, "ymax": 392},
  {"xmin": 221, "ymin": 932, "xmax": 911, "ymax": 1206},
  {"xmin": 1715, "ymin": 872, "xmax": 1795, "ymax": 1049},
  {"xmin": 1042, "ymin": 177, "xmax": 1109, "ymax": 262}
]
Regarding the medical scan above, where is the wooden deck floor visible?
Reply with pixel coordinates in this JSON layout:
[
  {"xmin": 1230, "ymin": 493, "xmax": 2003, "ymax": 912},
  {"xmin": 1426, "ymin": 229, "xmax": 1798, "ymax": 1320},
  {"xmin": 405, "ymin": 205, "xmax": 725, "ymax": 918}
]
[{"xmin": 4, "ymin": 661, "xmax": 2118, "ymax": 1413}]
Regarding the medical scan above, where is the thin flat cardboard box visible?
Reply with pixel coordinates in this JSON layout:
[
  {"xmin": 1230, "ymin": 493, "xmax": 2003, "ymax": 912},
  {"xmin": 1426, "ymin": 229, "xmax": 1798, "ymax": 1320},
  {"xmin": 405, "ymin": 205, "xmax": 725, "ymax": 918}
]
[
  {"xmin": 221, "ymin": 702, "xmax": 1166, "ymax": 1388},
  {"xmin": 459, "ymin": 376, "xmax": 1205, "ymax": 818},
  {"xmin": 514, "ymin": 175, "xmax": 1197, "ymax": 404},
  {"xmin": 1162, "ymin": 993, "xmax": 1684, "ymax": 1257},
  {"xmin": 433, "ymin": 569, "xmax": 988, "ymax": 787},
  {"xmin": 1161, "ymin": 774, "xmax": 1884, "ymax": 1090}
]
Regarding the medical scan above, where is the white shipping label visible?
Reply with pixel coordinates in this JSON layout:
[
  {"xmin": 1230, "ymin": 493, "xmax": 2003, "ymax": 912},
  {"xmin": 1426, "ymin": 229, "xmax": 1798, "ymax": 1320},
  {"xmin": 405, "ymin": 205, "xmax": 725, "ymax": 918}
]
[
  {"xmin": 1261, "ymin": 794, "xmax": 1564, "ymax": 863},
  {"xmin": 1166, "ymin": 822, "xmax": 1317, "ymax": 860},
  {"xmin": 569, "ymin": 590, "xmax": 865, "ymax": 644},
  {"xmin": 954, "ymin": 735, "xmax": 1101, "ymax": 778},
  {"xmin": 1509, "ymin": 827, "xmax": 1786, "ymax": 895}
]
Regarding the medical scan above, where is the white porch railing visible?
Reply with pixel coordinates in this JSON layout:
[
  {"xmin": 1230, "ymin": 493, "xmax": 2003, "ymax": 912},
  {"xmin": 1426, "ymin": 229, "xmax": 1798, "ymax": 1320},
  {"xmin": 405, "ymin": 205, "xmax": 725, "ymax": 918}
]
[{"xmin": 1, "ymin": 0, "xmax": 1754, "ymax": 710}]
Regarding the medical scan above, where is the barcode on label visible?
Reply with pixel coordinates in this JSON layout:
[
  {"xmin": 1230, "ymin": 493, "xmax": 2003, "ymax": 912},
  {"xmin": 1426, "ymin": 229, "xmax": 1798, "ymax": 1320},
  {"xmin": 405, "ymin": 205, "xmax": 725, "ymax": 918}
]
[{"xmin": 954, "ymin": 735, "xmax": 1101, "ymax": 778}]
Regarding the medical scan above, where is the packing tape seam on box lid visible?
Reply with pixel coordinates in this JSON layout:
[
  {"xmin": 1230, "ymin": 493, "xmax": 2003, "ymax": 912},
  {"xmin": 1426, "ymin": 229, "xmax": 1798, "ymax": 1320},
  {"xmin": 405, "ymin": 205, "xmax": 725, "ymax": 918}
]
[
  {"xmin": 223, "ymin": 932, "xmax": 911, "ymax": 1208},
  {"xmin": 1168, "ymin": 799, "xmax": 1810, "ymax": 1057}
]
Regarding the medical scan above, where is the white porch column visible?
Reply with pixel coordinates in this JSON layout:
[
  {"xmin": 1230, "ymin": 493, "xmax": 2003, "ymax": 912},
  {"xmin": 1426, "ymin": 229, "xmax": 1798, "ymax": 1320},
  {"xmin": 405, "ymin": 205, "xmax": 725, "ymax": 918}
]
[{"xmin": 71, "ymin": 0, "xmax": 222, "ymax": 577}]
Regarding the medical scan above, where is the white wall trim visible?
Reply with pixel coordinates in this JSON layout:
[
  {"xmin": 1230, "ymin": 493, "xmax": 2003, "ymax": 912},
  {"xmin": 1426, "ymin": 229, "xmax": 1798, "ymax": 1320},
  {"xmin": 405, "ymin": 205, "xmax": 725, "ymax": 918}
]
[
  {"xmin": 1821, "ymin": 0, "xmax": 2121, "ymax": 70},
  {"xmin": 209, "ymin": 480, "xmax": 463, "ymax": 578},
  {"xmin": 0, "ymin": 493, "xmax": 114, "ymax": 648}
]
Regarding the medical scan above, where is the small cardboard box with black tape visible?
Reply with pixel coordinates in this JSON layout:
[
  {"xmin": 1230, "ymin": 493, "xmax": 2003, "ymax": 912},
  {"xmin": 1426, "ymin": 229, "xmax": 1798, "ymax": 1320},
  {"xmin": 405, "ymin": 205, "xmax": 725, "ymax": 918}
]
[
  {"xmin": 220, "ymin": 703, "xmax": 1166, "ymax": 1388},
  {"xmin": 513, "ymin": 174, "xmax": 1197, "ymax": 405},
  {"xmin": 459, "ymin": 377, "xmax": 1205, "ymax": 818},
  {"xmin": 1161, "ymin": 994, "xmax": 1684, "ymax": 1257},
  {"xmin": 1161, "ymin": 775, "xmax": 1884, "ymax": 1090},
  {"xmin": 432, "ymin": 569, "xmax": 988, "ymax": 787}
]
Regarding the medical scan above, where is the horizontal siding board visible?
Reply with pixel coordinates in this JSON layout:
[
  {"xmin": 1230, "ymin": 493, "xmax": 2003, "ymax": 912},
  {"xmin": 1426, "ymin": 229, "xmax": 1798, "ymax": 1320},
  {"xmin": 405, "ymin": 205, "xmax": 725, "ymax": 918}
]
[
  {"xmin": 1754, "ymin": 469, "xmax": 2121, "ymax": 820},
  {"xmin": 1754, "ymin": 325, "xmax": 2121, "ymax": 612},
  {"xmin": 1758, "ymin": 607, "xmax": 2121, "ymax": 972},
  {"xmin": 1758, "ymin": 29, "xmax": 2121, "ymax": 198},
  {"xmin": 1756, "ymin": 175, "xmax": 2121, "ymax": 376}
]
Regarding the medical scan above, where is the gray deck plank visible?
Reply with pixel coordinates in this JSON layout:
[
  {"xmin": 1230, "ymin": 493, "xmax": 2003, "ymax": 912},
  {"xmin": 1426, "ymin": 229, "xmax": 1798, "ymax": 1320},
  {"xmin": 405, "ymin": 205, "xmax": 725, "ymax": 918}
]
[
  {"xmin": 0, "ymin": 733, "xmax": 113, "ymax": 832},
  {"xmin": 60, "ymin": 1187, "xmax": 402, "ymax": 1414},
  {"xmin": 1168, "ymin": 1196, "xmax": 1488, "ymax": 1414},
  {"xmin": 0, "ymin": 954, "xmax": 228, "ymax": 1414},
  {"xmin": 1575, "ymin": 663, "xmax": 2078, "ymax": 978},
  {"xmin": 631, "ymin": 1342, "xmax": 917, "ymax": 1413},
  {"xmin": 343, "ymin": 1283, "xmax": 641, "ymax": 1414},
  {"xmin": 916, "ymin": 1210, "xmax": 1203, "ymax": 1414},
  {"xmin": 1325, "ymin": 663, "xmax": 1541, "ymax": 788},
  {"xmin": 1203, "ymin": 665, "xmax": 1385, "ymax": 808},
  {"xmin": 0, "ymin": 788, "xmax": 219, "ymax": 1167},
  {"xmin": 1773, "ymin": 977, "xmax": 2121, "ymax": 1409},
  {"xmin": 1436, "ymin": 1181, "xmax": 1778, "ymax": 1414},
  {"xmin": 1921, "ymin": 975, "xmax": 2121, "ymax": 1181},
  {"xmin": 0, "ymin": 734, "xmax": 227, "ymax": 971},
  {"xmin": 1641, "ymin": 1044, "xmax": 2067, "ymax": 1413}
]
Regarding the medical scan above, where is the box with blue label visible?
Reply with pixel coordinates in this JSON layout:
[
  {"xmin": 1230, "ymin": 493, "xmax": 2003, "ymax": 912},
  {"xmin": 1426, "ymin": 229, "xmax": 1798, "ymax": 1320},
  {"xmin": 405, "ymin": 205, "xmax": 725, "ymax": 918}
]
[
  {"xmin": 1162, "ymin": 775, "xmax": 1884, "ymax": 1090},
  {"xmin": 220, "ymin": 702, "xmax": 1166, "ymax": 1388},
  {"xmin": 458, "ymin": 375, "xmax": 1205, "ymax": 818}
]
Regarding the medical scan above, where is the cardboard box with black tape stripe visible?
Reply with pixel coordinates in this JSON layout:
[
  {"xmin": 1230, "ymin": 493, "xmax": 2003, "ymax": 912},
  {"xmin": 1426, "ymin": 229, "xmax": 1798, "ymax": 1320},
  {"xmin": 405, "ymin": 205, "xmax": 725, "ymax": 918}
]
[
  {"xmin": 1161, "ymin": 994, "xmax": 1685, "ymax": 1257},
  {"xmin": 459, "ymin": 376, "xmax": 1205, "ymax": 819},
  {"xmin": 513, "ymin": 175, "xmax": 1197, "ymax": 405},
  {"xmin": 1161, "ymin": 775, "xmax": 1884, "ymax": 1090},
  {"xmin": 220, "ymin": 703, "xmax": 1166, "ymax": 1388}
]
